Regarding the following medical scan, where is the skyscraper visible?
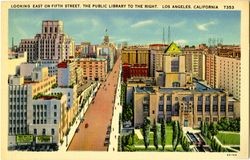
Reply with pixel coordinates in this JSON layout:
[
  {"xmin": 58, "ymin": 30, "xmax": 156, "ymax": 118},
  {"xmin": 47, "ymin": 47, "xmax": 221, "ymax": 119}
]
[{"xmin": 19, "ymin": 20, "xmax": 75, "ymax": 62}]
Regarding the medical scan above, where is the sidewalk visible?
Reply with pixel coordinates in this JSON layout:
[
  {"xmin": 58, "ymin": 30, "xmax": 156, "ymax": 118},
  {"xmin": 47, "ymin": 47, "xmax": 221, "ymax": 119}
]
[
  {"xmin": 108, "ymin": 64, "xmax": 122, "ymax": 152},
  {"xmin": 58, "ymin": 83, "xmax": 100, "ymax": 152}
]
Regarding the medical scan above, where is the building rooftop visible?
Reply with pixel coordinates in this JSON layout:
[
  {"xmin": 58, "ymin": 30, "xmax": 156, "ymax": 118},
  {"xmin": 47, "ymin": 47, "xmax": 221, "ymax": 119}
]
[
  {"xmin": 77, "ymin": 81, "xmax": 94, "ymax": 96},
  {"xmin": 164, "ymin": 42, "xmax": 182, "ymax": 56},
  {"xmin": 135, "ymin": 81, "xmax": 224, "ymax": 94}
]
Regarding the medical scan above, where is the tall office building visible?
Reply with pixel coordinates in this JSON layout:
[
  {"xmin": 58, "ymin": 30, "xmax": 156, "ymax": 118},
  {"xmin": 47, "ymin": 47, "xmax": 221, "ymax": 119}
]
[
  {"xmin": 19, "ymin": 20, "xmax": 75, "ymax": 62},
  {"xmin": 205, "ymin": 52, "xmax": 241, "ymax": 100},
  {"xmin": 121, "ymin": 46, "xmax": 150, "ymax": 66},
  {"xmin": 183, "ymin": 47, "xmax": 206, "ymax": 80},
  {"xmin": 217, "ymin": 56, "xmax": 241, "ymax": 100},
  {"xmin": 149, "ymin": 44, "xmax": 167, "ymax": 77}
]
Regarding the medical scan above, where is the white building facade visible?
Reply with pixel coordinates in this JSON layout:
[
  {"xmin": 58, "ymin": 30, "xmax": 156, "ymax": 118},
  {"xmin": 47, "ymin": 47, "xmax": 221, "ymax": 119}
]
[{"xmin": 19, "ymin": 20, "xmax": 75, "ymax": 62}]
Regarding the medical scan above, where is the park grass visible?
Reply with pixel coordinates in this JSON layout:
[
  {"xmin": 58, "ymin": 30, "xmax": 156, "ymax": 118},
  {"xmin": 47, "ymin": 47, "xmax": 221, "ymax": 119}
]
[
  {"xmin": 134, "ymin": 125, "xmax": 173, "ymax": 145},
  {"xmin": 216, "ymin": 132, "xmax": 240, "ymax": 145}
]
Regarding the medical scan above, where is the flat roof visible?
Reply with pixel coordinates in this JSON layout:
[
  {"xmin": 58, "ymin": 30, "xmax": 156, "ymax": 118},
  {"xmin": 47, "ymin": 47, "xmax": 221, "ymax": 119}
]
[{"xmin": 135, "ymin": 82, "xmax": 223, "ymax": 94}]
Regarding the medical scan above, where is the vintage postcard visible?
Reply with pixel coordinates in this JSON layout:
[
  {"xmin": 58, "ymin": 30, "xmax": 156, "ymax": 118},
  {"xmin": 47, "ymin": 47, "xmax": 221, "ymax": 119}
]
[{"xmin": 1, "ymin": 0, "xmax": 249, "ymax": 160}]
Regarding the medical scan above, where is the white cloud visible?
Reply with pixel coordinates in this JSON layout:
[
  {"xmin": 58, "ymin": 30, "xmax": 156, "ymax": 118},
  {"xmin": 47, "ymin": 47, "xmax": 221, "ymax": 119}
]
[
  {"xmin": 174, "ymin": 39, "xmax": 188, "ymax": 46},
  {"xmin": 131, "ymin": 20, "xmax": 154, "ymax": 28},
  {"xmin": 172, "ymin": 20, "xmax": 186, "ymax": 28},
  {"xmin": 197, "ymin": 21, "xmax": 216, "ymax": 31}
]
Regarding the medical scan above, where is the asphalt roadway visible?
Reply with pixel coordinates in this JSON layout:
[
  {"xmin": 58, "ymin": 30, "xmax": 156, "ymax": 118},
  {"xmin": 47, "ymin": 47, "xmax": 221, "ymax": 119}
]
[{"xmin": 68, "ymin": 56, "xmax": 121, "ymax": 151}]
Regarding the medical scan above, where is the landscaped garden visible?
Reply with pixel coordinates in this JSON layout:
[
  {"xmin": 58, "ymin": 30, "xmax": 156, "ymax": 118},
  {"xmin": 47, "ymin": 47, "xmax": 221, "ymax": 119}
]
[
  {"xmin": 120, "ymin": 119, "xmax": 190, "ymax": 152},
  {"xmin": 216, "ymin": 132, "xmax": 240, "ymax": 145},
  {"xmin": 133, "ymin": 125, "xmax": 173, "ymax": 145}
]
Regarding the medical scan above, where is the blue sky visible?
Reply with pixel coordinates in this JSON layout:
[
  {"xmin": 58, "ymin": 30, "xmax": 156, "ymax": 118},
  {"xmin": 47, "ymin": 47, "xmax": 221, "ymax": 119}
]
[{"xmin": 9, "ymin": 9, "xmax": 240, "ymax": 47}]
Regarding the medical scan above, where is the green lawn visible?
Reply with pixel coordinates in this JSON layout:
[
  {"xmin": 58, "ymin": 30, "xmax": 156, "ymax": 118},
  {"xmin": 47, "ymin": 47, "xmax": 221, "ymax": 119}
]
[
  {"xmin": 216, "ymin": 132, "xmax": 240, "ymax": 145},
  {"xmin": 134, "ymin": 125, "xmax": 173, "ymax": 145}
]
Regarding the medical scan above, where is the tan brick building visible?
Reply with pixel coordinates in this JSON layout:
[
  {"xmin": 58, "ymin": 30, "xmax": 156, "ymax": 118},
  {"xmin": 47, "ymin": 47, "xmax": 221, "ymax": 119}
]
[{"xmin": 77, "ymin": 58, "xmax": 107, "ymax": 81}]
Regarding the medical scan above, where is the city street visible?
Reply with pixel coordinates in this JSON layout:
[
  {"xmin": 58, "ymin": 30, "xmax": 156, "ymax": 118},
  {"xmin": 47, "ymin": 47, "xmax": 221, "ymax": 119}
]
[{"xmin": 68, "ymin": 56, "xmax": 121, "ymax": 151}]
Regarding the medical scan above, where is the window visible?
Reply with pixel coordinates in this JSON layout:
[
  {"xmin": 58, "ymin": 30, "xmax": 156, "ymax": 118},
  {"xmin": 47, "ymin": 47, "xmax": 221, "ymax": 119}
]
[
  {"xmin": 167, "ymin": 96, "xmax": 171, "ymax": 101},
  {"xmin": 198, "ymin": 96, "xmax": 202, "ymax": 101},
  {"xmin": 42, "ymin": 128, "xmax": 46, "ymax": 135},
  {"xmin": 228, "ymin": 105, "xmax": 234, "ymax": 112},
  {"xmin": 44, "ymin": 119, "xmax": 47, "ymax": 124},
  {"xmin": 221, "ymin": 96, "xmax": 226, "ymax": 101},
  {"xmin": 220, "ymin": 105, "xmax": 226, "ymax": 112},
  {"xmin": 213, "ymin": 105, "xmax": 218, "ymax": 112},
  {"xmin": 197, "ymin": 105, "xmax": 202, "ymax": 112},
  {"xmin": 34, "ymin": 129, "xmax": 37, "ymax": 135},
  {"xmin": 152, "ymin": 110, "xmax": 155, "ymax": 114},
  {"xmin": 143, "ymin": 105, "xmax": 149, "ymax": 112},
  {"xmin": 51, "ymin": 129, "xmax": 55, "ymax": 135},
  {"xmin": 213, "ymin": 96, "xmax": 217, "ymax": 101},
  {"xmin": 171, "ymin": 58, "xmax": 179, "ymax": 72},
  {"xmin": 54, "ymin": 119, "xmax": 57, "ymax": 124},
  {"xmin": 205, "ymin": 105, "xmax": 210, "ymax": 112},
  {"xmin": 213, "ymin": 117, "xmax": 218, "ymax": 122},
  {"xmin": 54, "ymin": 112, "xmax": 57, "ymax": 117},
  {"xmin": 33, "ymin": 105, "xmax": 36, "ymax": 110},
  {"xmin": 206, "ymin": 96, "xmax": 210, "ymax": 101},
  {"xmin": 54, "ymin": 105, "xmax": 57, "ymax": 110},
  {"xmin": 159, "ymin": 105, "xmax": 164, "ymax": 111},
  {"xmin": 33, "ymin": 120, "xmax": 36, "ymax": 124},
  {"xmin": 166, "ymin": 105, "xmax": 171, "ymax": 111}
]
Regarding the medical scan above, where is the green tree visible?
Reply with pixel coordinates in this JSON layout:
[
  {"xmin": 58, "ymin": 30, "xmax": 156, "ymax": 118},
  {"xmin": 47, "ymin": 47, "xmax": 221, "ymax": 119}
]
[
  {"xmin": 153, "ymin": 121, "xmax": 160, "ymax": 150},
  {"xmin": 209, "ymin": 122, "xmax": 218, "ymax": 136},
  {"xmin": 204, "ymin": 122, "xmax": 208, "ymax": 137},
  {"xmin": 160, "ymin": 119, "xmax": 166, "ymax": 150},
  {"xmin": 200, "ymin": 121, "xmax": 204, "ymax": 136},
  {"xmin": 172, "ymin": 121, "xmax": 180, "ymax": 151},
  {"xmin": 142, "ymin": 117, "xmax": 151, "ymax": 149},
  {"xmin": 122, "ymin": 104, "xmax": 133, "ymax": 122}
]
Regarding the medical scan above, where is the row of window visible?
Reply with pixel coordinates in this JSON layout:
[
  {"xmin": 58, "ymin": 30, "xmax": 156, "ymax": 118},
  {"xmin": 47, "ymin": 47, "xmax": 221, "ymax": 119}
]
[
  {"xmin": 9, "ymin": 119, "xmax": 27, "ymax": 125},
  {"xmin": 156, "ymin": 104, "xmax": 234, "ymax": 112},
  {"xmin": 9, "ymin": 105, "xmax": 26, "ymax": 110},
  {"xmin": 34, "ymin": 128, "xmax": 55, "ymax": 135},
  {"xmin": 158, "ymin": 96, "xmax": 225, "ymax": 102},
  {"xmin": 9, "ymin": 112, "xmax": 26, "ymax": 117},
  {"xmin": 33, "ymin": 104, "xmax": 48, "ymax": 110},
  {"xmin": 9, "ymin": 127, "xmax": 27, "ymax": 134},
  {"xmin": 9, "ymin": 97, "xmax": 28, "ymax": 103},
  {"xmin": 10, "ymin": 90, "xmax": 27, "ymax": 95}
]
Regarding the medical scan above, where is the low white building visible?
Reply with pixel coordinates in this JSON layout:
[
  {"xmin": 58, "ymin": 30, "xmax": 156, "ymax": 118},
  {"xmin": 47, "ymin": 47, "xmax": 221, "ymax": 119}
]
[
  {"xmin": 51, "ymin": 85, "xmax": 78, "ymax": 126},
  {"xmin": 29, "ymin": 94, "xmax": 67, "ymax": 144}
]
